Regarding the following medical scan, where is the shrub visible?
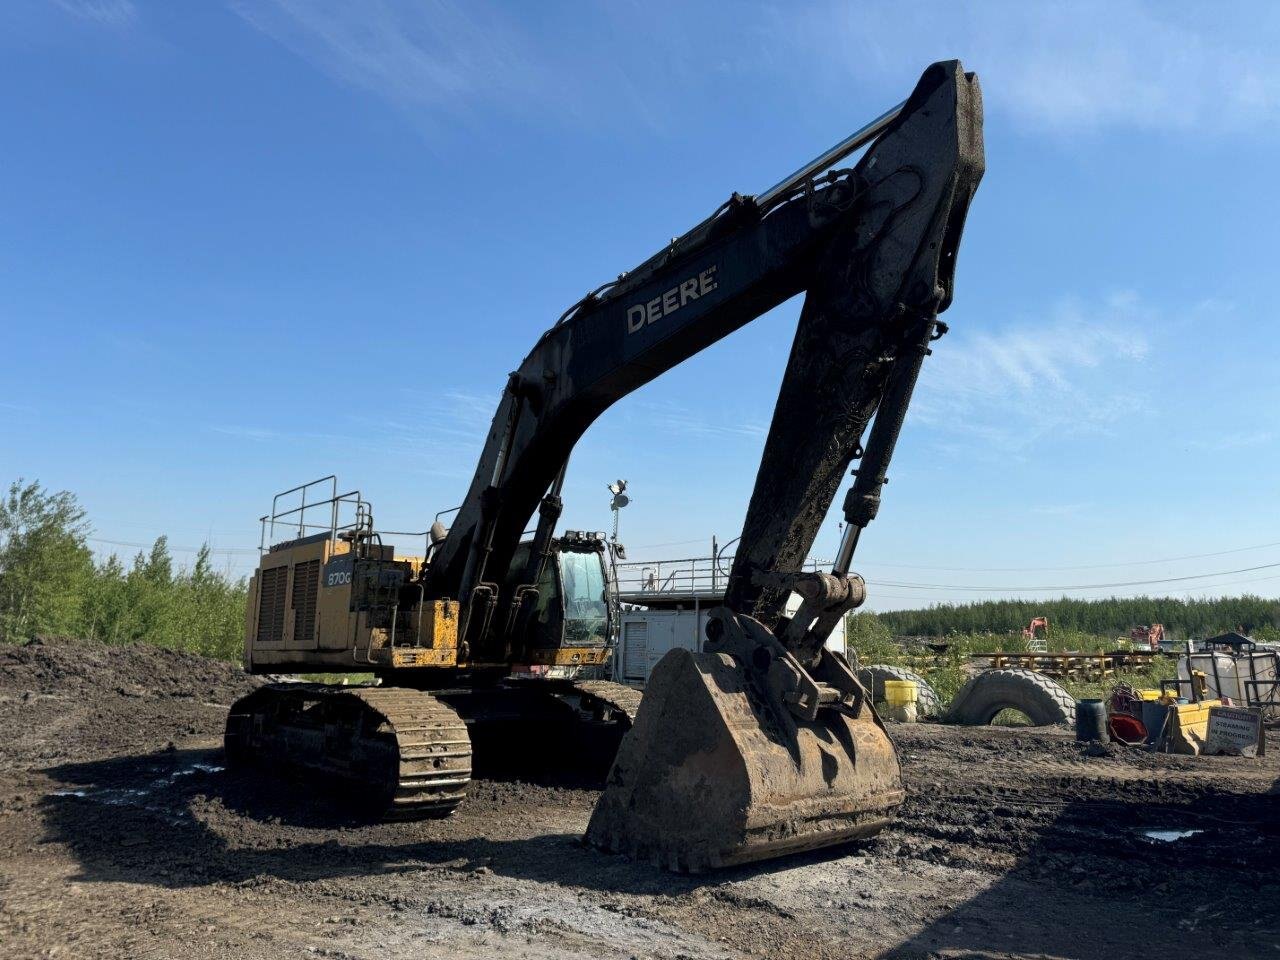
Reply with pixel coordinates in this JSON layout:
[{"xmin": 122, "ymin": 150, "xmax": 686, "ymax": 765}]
[{"xmin": 0, "ymin": 479, "xmax": 247, "ymax": 659}]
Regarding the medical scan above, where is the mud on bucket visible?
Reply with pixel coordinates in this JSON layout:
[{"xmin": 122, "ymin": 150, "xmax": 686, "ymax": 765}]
[{"xmin": 585, "ymin": 647, "xmax": 904, "ymax": 872}]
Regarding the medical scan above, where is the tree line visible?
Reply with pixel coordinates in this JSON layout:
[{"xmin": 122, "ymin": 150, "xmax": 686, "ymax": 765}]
[
  {"xmin": 0, "ymin": 479, "xmax": 247, "ymax": 659},
  {"xmin": 4, "ymin": 477, "xmax": 1278, "ymax": 661},
  {"xmin": 872, "ymin": 595, "xmax": 1280, "ymax": 642}
]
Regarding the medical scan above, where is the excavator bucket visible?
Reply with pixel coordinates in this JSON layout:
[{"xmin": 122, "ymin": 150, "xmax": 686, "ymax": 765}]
[{"xmin": 585, "ymin": 647, "xmax": 902, "ymax": 872}]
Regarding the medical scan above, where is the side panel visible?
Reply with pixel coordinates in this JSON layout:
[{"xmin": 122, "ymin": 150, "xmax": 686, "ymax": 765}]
[
  {"xmin": 644, "ymin": 616, "xmax": 681, "ymax": 678},
  {"xmin": 291, "ymin": 558, "xmax": 321, "ymax": 649},
  {"xmin": 621, "ymin": 620, "xmax": 648, "ymax": 684},
  {"xmin": 617, "ymin": 609, "xmax": 711, "ymax": 684},
  {"xmin": 617, "ymin": 604, "xmax": 841, "ymax": 682},
  {"xmin": 242, "ymin": 571, "xmax": 261, "ymax": 667},
  {"xmin": 253, "ymin": 564, "xmax": 289, "ymax": 647},
  {"xmin": 245, "ymin": 538, "xmax": 338, "ymax": 664},
  {"xmin": 281, "ymin": 540, "xmax": 327, "ymax": 652},
  {"xmin": 317, "ymin": 543, "xmax": 356, "ymax": 651}
]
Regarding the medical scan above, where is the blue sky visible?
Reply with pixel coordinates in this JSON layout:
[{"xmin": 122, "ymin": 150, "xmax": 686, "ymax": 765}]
[{"xmin": 4, "ymin": 1, "xmax": 1279, "ymax": 609}]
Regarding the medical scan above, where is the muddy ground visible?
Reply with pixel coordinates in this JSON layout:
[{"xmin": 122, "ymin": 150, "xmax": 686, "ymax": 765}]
[{"xmin": 1, "ymin": 638, "xmax": 1277, "ymax": 959}]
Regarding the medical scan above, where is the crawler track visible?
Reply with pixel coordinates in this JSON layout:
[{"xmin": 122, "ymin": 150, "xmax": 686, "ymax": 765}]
[
  {"xmin": 224, "ymin": 684, "xmax": 472, "ymax": 820},
  {"xmin": 562, "ymin": 679, "xmax": 643, "ymax": 725}
]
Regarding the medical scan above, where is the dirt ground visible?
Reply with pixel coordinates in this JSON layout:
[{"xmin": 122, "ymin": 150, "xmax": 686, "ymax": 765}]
[{"xmin": 1, "ymin": 638, "xmax": 1277, "ymax": 960}]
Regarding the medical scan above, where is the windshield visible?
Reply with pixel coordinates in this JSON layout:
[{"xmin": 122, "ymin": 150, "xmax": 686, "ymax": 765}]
[
  {"xmin": 559, "ymin": 549, "xmax": 609, "ymax": 646},
  {"xmin": 560, "ymin": 550, "xmax": 608, "ymax": 619}
]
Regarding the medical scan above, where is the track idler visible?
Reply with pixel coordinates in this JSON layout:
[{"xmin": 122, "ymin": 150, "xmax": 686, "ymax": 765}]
[{"xmin": 586, "ymin": 606, "xmax": 903, "ymax": 872}]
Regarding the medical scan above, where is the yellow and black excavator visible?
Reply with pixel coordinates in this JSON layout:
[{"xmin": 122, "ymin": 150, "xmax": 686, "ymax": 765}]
[{"xmin": 227, "ymin": 60, "xmax": 984, "ymax": 870}]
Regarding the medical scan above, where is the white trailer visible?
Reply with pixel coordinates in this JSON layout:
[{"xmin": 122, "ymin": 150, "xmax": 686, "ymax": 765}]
[
  {"xmin": 610, "ymin": 547, "xmax": 849, "ymax": 685},
  {"xmin": 615, "ymin": 593, "xmax": 847, "ymax": 687}
]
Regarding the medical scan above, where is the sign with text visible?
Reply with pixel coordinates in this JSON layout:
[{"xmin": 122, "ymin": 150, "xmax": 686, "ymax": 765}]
[{"xmin": 1204, "ymin": 706, "xmax": 1265, "ymax": 757}]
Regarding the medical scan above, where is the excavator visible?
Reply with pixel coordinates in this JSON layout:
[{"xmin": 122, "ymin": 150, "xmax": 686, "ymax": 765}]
[{"xmin": 226, "ymin": 60, "xmax": 984, "ymax": 871}]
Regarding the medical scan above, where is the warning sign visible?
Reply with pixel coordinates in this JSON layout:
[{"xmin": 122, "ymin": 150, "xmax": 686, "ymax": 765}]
[{"xmin": 1204, "ymin": 706, "xmax": 1265, "ymax": 757}]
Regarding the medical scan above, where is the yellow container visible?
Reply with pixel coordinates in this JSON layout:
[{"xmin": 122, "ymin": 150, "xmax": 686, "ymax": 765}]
[
  {"xmin": 884, "ymin": 680, "xmax": 919, "ymax": 706},
  {"xmin": 1166, "ymin": 699, "xmax": 1221, "ymax": 755},
  {"xmin": 1173, "ymin": 698, "xmax": 1220, "ymax": 718},
  {"xmin": 1137, "ymin": 689, "xmax": 1162, "ymax": 701}
]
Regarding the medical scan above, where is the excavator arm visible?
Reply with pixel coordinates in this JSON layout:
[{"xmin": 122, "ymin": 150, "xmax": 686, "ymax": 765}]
[{"xmin": 430, "ymin": 61, "xmax": 984, "ymax": 676}]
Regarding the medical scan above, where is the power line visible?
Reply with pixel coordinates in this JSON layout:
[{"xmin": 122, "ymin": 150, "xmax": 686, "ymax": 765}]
[
  {"xmin": 868, "ymin": 559, "xmax": 1280, "ymax": 593},
  {"xmin": 854, "ymin": 538, "xmax": 1280, "ymax": 572},
  {"xmin": 1173, "ymin": 573, "xmax": 1280, "ymax": 594},
  {"xmin": 865, "ymin": 569, "xmax": 1280, "ymax": 603},
  {"xmin": 627, "ymin": 537, "xmax": 715, "ymax": 550},
  {"xmin": 628, "ymin": 534, "xmax": 1280, "ymax": 573},
  {"xmin": 88, "ymin": 536, "xmax": 259, "ymax": 556}
]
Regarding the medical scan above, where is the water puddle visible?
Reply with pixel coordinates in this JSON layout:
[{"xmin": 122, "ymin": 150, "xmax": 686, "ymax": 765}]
[
  {"xmin": 1142, "ymin": 829, "xmax": 1204, "ymax": 843},
  {"xmin": 47, "ymin": 761, "xmax": 225, "ymax": 813}
]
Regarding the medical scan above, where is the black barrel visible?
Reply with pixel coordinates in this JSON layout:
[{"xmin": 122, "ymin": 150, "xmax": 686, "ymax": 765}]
[
  {"xmin": 1075, "ymin": 699, "xmax": 1108, "ymax": 742},
  {"xmin": 1141, "ymin": 700, "xmax": 1169, "ymax": 744}
]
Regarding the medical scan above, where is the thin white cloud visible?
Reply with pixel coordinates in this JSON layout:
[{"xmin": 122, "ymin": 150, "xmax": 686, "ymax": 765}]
[
  {"xmin": 434, "ymin": 388, "xmax": 498, "ymax": 425},
  {"xmin": 1190, "ymin": 430, "xmax": 1276, "ymax": 452},
  {"xmin": 1028, "ymin": 502, "xmax": 1092, "ymax": 517},
  {"xmin": 913, "ymin": 292, "xmax": 1152, "ymax": 450},
  {"xmin": 208, "ymin": 387, "xmax": 498, "ymax": 479},
  {"xmin": 789, "ymin": 1, "xmax": 1280, "ymax": 135},
  {"xmin": 633, "ymin": 399, "xmax": 768, "ymax": 442},
  {"xmin": 228, "ymin": 0, "xmax": 561, "ymax": 123},
  {"xmin": 210, "ymin": 424, "xmax": 281, "ymax": 442},
  {"xmin": 48, "ymin": 0, "xmax": 135, "ymax": 25}
]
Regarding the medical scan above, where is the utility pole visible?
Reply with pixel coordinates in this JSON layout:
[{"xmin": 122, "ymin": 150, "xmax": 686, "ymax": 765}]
[{"xmin": 606, "ymin": 480, "xmax": 629, "ymax": 680}]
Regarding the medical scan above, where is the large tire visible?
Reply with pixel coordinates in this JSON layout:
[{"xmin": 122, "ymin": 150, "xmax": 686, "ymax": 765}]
[
  {"xmin": 858, "ymin": 664, "xmax": 943, "ymax": 718},
  {"xmin": 945, "ymin": 668, "xmax": 1076, "ymax": 727}
]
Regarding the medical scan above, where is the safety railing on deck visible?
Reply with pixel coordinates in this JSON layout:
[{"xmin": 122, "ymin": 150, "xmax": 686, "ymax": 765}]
[
  {"xmin": 259, "ymin": 476, "xmax": 431, "ymax": 559},
  {"xmin": 614, "ymin": 554, "xmax": 832, "ymax": 599}
]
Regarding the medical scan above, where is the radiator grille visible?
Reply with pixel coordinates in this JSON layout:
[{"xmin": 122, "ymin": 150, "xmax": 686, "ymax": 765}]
[
  {"xmin": 622, "ymin": 620, "xmax": 648, "ymax": 682},
  {"xmin": 292, "ymin": 559, "xmax": 320, "ymax": 645},
  {"xmin": 256, "ymin": 566, "xmax": 288, "ymax": 645}
]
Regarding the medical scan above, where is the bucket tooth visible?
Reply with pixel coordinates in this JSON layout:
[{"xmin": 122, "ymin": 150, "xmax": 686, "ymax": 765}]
[{"xmin": 585, "ymin": 648, "xmax": 903, "ymax": 872}]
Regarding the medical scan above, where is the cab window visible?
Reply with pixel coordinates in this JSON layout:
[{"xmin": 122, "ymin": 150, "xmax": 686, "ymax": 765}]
[{"xmin": 559, "ymin": 549, "xmax": 608, "ymax": 646}]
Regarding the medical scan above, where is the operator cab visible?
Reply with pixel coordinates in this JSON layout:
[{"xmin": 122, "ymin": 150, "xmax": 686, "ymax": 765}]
[{"xmin": 505, "ymin": 530, "xmax": 612, "ymax": 669}]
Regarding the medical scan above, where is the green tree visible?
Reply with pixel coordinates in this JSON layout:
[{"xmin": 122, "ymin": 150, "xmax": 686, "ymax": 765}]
[
  {"xmin": 142, "ymin": 535, "xmax": 173, "ymax": 586},
  {"xmin": 83, "ymin": 552, "xmax": 129, "ymax": 642},
  {"xmin": 1, "ymin": 477, "xmax": 250, "ymax": 656},
  {"xmin": 0, "ymin": 479, "xmax": 95, "ymax": 641},
  {"xmin": 875, "ymin": 595, "xmax": 1280, "ymax": 641}
]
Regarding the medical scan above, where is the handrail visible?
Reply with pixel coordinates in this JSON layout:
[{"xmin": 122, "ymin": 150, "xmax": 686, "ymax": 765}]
[
  {"xmin": 269, "ymin": 476, "xmax": 336, "ymax": 541},
  {"xmin": 258, "ymin": 477, "xmax": 444, "ymax": 561},
  {"xmin": 260, "ymin": 478, "xmax": 367, "ymax": 554},
  {"xmin": 615, "ymin": 554, "xmax": 831, "ymax": 596}
]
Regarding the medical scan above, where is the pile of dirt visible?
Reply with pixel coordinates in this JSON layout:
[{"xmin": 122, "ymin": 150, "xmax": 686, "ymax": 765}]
[
  {"xmin": 0, "ymin": 636, "xmax": 260, "ymax": 703},
  {"xmin": 0, "ymin": 637, "xmax": 261, "ymax": 767}
]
